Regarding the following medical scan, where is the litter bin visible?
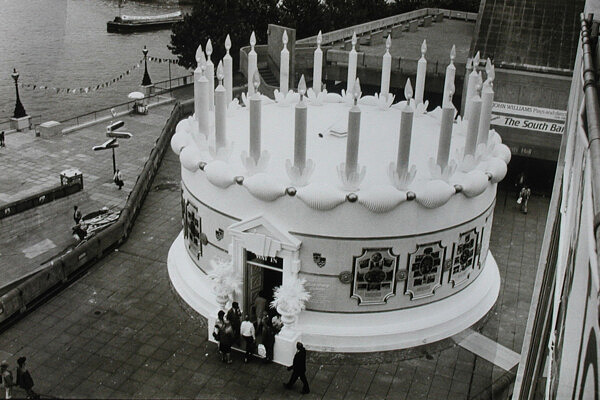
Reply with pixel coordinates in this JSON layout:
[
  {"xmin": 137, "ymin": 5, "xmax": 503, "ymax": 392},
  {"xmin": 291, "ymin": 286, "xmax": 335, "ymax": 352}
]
[{"xmin": 60, "ymin": 168, "xmax": 84, "ymax": 189}]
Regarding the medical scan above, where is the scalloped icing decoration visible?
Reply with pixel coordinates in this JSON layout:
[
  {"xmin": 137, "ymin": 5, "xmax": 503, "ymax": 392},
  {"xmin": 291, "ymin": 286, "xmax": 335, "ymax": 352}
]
[
  {"xmin": 461, "ymin": 170, "xmax": 489, "ymax": 198},
  {"xmin": 175, "ymin": 116, "xmax": 194, "ymax": 134},
  {"xmin": 325, "ymin": 93, "xmax": 343, "ymax": 103},
  {"xmin": 358, "ymin": 95, "xmax": 379, "ymax": 106},
  {"xmin": 204, "ymin": 160, "xmax": 236, "ymax": 189},
  {"xmin": 486, "ymin": 157, "xmax": 508, "ymax": 184},
  {"xmin": 358, "ymin": 186, "xmax": 407, "ymax": 213},
  {"xmin": 170, "ymin": 130, "xmax": 191, "ymax": 155},
  {"xmin": 493, "ymin": 143, "xmax": 512, "ymax": 164},
  {"xmin": 243, "ymin": 173, "xmax": 286, "ymax": 201},
  {"xmin": 414, "ymin": 180, "xmax": 455, "ymax": 209},
  {"xmin": 180, "ymin": 146, "xmax": 202, "ymax": 172},
  {"xmin": 297, "ymin": 183, "xmax": 346, "ymax": 210}
]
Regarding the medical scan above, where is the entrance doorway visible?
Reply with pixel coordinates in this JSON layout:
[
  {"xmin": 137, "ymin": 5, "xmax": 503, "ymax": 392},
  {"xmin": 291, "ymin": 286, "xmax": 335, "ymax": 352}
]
[{"xmin": 244, "ymin": 250, "xmax": 283, "ymax": 320}]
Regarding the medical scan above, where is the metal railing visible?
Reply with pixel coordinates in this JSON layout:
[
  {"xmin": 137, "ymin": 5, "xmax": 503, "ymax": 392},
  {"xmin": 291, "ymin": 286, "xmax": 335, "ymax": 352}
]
[
  {"xmin": 0, "ymin": 115, "xmax": 42, "ymax": 134},
  {"xmin": 58, "ymin": 74, "xmax": 192, "ymax": 132}
]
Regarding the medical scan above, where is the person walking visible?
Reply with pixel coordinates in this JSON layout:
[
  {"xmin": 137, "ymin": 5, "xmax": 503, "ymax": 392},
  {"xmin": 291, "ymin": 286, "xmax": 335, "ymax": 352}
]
[
  {"xmin": 113, "ymin": 169, "xmax": 124, "ymax": 190},
  {"xmin": 0, "ymin": 131, "xmax": 5, "ymax": 148},
  {"xmin": 261, "ymin": 315, "xmax": 275, "ymax": 363},
  {"xmin": 16, "ymin": 357, "xmax": 36, "ymax": 399},
  {"xmin": 1, "ymin": 360, "xmax": 14, "ymax": 399},
  {"xmin": 284, "ymin": 342, "xmax": 310, "ymax": 394},
  {"xmin": 226, "ymin": 302, "xmax": 242, "ymax": 344},
  {"xmin": 240, "ymin": 315, "xmax": 255, "ymax": 363},
  {"xmin": 254, "ymin": 291, "xmax": 267, "ymax": 334},
  {"xmin": 518, "ymin": 185, "xmax": 531, "ymax": 214},
  {"xmin": 213, "ymin": 311, "xmax": 226, "ymax": 360},
  {"xmin": 73, "ymin": 205, "xmax": 82, "ymax": 224},
  {"xmin": 219, "ymin": 320, "xmax": 234, "ymax": 364}
]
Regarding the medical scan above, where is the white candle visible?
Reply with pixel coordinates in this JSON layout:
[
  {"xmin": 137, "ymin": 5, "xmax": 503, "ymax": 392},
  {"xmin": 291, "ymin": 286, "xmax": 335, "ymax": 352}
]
[
  {"xmin": 206, "ymin": 39, "xmax": 215, "ymax": 111},
  {"xmin": 465, "ymin": 93, "xmax": 482, "ymax": 156},
  {"xmin": 464, "ymin": 51, "xmax": 480, "ymax": 120},
  {"xmin": 249, "ymin": 71, "xmax": 261, "ymax": 163},
  {"xmin": 248, "ymin": 32, "xmax": 257, "ymax": 97},
  {"xmin": 346, "ymin": 78, "xmax": 361, "ymax": 176},
  {"xmin": 198, "ymin": 73, "xmax": 209, "ymax": 138},
  {"xmin": 215, "ymin": 61, "xmax": 227, "ymax": 150},
  {"xmin": 477, "ymin": 60, "xmax": 495, "ymax": 147},
  {"xmin": 280, "ymin": 30, "xmax": 289, "ymax": 95},
  {"xmin": 415, "ymin": 40, "xmax": 427, "ymax": 105},
  {"xmin": 346, "ymin": 32, "xmax": 357, "ymax": 94},
  {"xmin": 194, "ymin": 44, "xmax": 205, "ymax": 128},
  {"xmin": 442, "ymin": 45, "xmax": 456, "ymax": 108},
  {"xmin": 294, "ymin": 75, "xmax": 307, "ymax": 170},
  {"xmin": 397, "ymin": 79, "xmax": 414, "ymax": 173},
  {"xmin": 313, "ymin": 31, "xmax": 323, "ymax": 94},
  {"xmin": 224, "ymin": 35, "xmax": 233, "ymax": 105},
  {"xmin": 380, "ymin": 35, "xmax": 391, "ymax": 101},
  {"xmin": 437, "ymin": 107, "xmax": 454, "ymax": 169}
]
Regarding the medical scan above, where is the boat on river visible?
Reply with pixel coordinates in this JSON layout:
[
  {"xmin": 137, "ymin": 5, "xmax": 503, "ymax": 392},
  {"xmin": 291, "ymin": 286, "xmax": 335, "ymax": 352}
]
[{"xmin": 107, "ymin": 11, "xmax": 183, "ymax": 33}]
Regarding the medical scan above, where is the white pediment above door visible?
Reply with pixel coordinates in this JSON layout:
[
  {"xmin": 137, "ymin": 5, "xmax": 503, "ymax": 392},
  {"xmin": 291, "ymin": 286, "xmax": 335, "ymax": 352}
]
[{"xmin": 228, "ymin": 214, "xmax": 301, "ymax": 258}]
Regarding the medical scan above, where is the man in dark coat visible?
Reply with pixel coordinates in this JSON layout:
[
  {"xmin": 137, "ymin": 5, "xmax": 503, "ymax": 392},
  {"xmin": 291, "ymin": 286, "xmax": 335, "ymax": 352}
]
[{"xmin": 284, "ymin": 342, "xmax": 310, "ymax": 394}]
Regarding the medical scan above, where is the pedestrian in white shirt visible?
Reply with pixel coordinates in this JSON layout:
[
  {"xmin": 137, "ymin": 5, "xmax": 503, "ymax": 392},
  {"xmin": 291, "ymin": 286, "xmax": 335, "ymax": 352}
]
[{"xmin": 240, "ymin": 315, "xmax": 255, "ymax": 363}]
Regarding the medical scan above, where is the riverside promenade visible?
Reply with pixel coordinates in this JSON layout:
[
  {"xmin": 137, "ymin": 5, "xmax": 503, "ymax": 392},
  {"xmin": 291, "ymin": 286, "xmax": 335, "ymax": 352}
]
[
  {"xmin": 0, "ymin": 113, "xmax": 549, "ymax": 400},
  {"xmin": 0, "ymin": 99, "xmax": 178, "ymax": 288}
]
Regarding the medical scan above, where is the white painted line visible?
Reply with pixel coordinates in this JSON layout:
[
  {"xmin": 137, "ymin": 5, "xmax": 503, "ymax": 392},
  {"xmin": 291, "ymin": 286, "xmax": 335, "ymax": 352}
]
[
  {"xmin": 22, "ymin": 238, "xmax": 57, "ymax": 259},
  {"xmin": 454, "ymin": 329, "xmax": 520, "ymax": 371}
]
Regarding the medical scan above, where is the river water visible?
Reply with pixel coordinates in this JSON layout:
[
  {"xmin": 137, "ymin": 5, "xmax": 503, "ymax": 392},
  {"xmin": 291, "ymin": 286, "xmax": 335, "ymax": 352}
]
[{"xmin": 0, "ymin": 0, "xmax": 190, "ymax": 123}]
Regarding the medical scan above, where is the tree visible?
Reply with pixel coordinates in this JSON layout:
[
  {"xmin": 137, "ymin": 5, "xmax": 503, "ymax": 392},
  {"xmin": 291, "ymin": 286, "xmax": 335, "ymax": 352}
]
[
  {"xmin": 324, "ymin": 0, "xmax": 393, "ymax": 30},
  {"xmin": 169, "ymin": 0, "xmax": 280, "ymax": 70},
  {"xmin": 279, "ymin": 0, "xmax": 328, "ymax": 39}
]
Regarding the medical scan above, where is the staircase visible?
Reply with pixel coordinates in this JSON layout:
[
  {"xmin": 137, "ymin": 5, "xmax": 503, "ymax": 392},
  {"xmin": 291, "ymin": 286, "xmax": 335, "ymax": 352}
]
[{"xmin": 258, "ymin": 66, "xmax": 279, "ymax": 87}]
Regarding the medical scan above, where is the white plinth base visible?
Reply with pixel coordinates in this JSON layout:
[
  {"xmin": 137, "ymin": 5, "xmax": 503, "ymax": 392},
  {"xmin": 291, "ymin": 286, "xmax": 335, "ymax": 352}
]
[
  {"xmin": 168, "ymin": 231, "xmax": 500, "ymax": 356},
  {"xmin": 10, "ymin": 116, "xmax": 31, "ymax": 131}
]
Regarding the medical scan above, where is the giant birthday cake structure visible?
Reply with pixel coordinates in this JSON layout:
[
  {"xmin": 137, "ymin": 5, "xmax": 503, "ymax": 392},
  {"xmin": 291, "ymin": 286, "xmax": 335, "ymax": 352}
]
[{"xmin": 168, "ymin": 31, "xmax": 510, "ymax": 363}]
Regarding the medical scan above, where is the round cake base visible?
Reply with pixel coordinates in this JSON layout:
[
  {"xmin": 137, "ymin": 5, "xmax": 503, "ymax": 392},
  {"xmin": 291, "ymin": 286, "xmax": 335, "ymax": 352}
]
[{"xmin": 168, "ymin": 231, "xmax": 500, "ymax": 353}]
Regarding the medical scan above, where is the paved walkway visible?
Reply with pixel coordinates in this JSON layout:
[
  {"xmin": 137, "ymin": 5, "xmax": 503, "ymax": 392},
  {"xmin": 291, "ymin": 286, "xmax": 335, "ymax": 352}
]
[
  {"xmin": 0, "ymin": 136, "xmax": 549, "ymax": 399},
  {"xmin": 0, "ymin": 101, "xmax": 175, "ymax": 288}
]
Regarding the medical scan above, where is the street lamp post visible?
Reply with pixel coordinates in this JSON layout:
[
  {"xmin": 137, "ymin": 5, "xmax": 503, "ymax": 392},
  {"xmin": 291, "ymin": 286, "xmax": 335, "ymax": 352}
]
[
  {"xmin": 142, "ymin": 45, "xmax": 152, "ymax": 87},
  {"xmin": 12, "ymin": 68, "xmax": 27, "ymax": 119}
]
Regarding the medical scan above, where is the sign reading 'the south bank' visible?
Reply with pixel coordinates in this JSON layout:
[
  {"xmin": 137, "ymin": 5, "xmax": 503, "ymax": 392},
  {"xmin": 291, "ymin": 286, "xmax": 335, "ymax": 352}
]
[{"xmin": 491, "ymin": 101, "xmax": 566, "ymax": 135}]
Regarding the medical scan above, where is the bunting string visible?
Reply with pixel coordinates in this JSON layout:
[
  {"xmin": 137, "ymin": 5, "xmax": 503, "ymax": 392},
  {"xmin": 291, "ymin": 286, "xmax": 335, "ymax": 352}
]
[
  {"xmin": 17, "ymin": 56, "xmax": 181, "ymax": 95},
  {"xmin": 18, "ymin": 59, "xmax": 147, "ymax": 94}
]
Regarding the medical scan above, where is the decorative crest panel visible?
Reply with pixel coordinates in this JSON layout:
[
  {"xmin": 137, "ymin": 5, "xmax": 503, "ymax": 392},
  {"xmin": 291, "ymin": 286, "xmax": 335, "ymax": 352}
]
[
  {"xmin": 351, "ymin": 248, "xmax": 398, "ymax": 305},
  {"xmin": 450, "ymin": 229, "xmax": 478, "ymax": 287},
  {"xmin": 406, "ymin": 241, "xmax": 445, "ymax": 300}
]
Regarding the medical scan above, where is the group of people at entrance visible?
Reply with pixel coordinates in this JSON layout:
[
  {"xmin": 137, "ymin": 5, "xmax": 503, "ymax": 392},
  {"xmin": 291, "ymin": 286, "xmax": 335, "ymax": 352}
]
[
  {"xmin": 213, "ymin": 299, "xmax": 281, "ymax": 364},
  {"xmin": 212, "ymin": 293, "xmax": 309, "ymax": 394}
]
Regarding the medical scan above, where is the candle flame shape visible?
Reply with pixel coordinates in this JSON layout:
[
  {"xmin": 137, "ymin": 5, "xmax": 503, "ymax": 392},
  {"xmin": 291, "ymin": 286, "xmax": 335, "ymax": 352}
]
[
  {"xmin": 282, "ymin": 30, "xmax": 288, "ymax": 45},
  {"xmin": 298, "ymin": 75, "xmax": 307, "ymax": 96},
  {"xmin": 317, "ymin": 31, "xmax": 322, "ymax": 47},
  {"xmin": 485, "ymin": 58, "xmax": 495, "ymax": 83},
  {"xmin": 473, "ymin": 51, "xmax": 480, "ymax": 67},
  {"xmin": 404, "ymin": 79, "xmax": 413, "ymax": 101},
  {"xmin": 195, "ymin": 44, "xmax": 204, "ymax": 63},
  {"xmin": 217, "ymin": 60, "xmax": 224, "ymax": 82},
  {"xmin": 206, "ymin": 39, "xmax": 213, "ymax": 56},
  {"xmin": 386, "ymin": 35, "xmax": 391, "ymax": 51},
  {"xmin": 253, "ymin": 70, "xmax": 261, "ymax": 91},
  {"xmin": 250, "ymin": 31, "xmax": 256, "ymax": 48},
  {"xmin": 225, "ymin": 34, "xmax": 231, "ymax": 51},
  {"xmin": 421, "ymin": 39, "xmax": 427, "ymax": 56},
  {"xmin": 353, "ymin": 78, "xmax": 361, "ymax": 101},
  {"xmin": 351, "ymin": 32, "xmax": 357, "ymax": 46},
  {"xmin": 450, "ymin": 44, "xmax": 456, "ymax": 62}
]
